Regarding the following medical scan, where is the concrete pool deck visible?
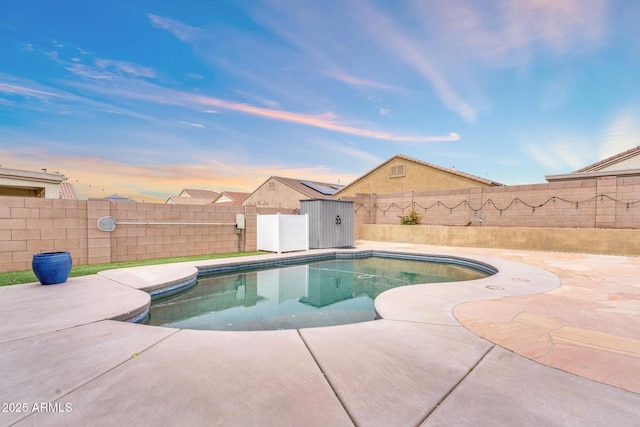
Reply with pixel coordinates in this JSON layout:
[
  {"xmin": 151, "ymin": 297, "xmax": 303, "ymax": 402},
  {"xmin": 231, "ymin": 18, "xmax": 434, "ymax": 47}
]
[{"xmin": 0, "ymin": 241, "xmax": 639, "ymax": 426}]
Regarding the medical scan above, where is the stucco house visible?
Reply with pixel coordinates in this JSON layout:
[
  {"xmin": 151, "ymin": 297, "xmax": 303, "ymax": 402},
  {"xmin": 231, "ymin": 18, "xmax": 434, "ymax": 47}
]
[
  {"xmin": 546, "ymin": 146, "xmax": 640, "ymax": 182},
  {"xmin": 0, "ymin": 167, "xmax": 76, "ymax": 199},
  {"xmin": 243, "ymin": 176, "xmax": 344, "ymax": 210},
  {"xmin": 165, "ymin": 188, "xmax": 219, "ymax": 205},
  {"xmin": 334, "ymin": 154, "xmax": 502, "ymax": 198}
]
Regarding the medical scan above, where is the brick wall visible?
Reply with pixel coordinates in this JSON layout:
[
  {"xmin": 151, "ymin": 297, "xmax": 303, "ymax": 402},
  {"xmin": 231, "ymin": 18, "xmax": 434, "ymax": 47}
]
[
  {"xmin": 0, "ymin": 198, "xmax": 291, "ymax": 273},
  {"xmin": 354, "ymin": 176, "xmax": 640, "ymax": 231}
]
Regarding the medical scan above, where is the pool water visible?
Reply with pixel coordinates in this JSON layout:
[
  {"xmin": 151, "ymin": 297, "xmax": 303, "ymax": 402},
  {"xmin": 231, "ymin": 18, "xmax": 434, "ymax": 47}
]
[{"xmin": 143, "ymin": 256, "xmax": 490, "ymax": 331}]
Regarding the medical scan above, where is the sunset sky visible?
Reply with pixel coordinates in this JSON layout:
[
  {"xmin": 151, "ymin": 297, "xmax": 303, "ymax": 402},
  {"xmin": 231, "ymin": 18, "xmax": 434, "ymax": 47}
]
[{"xmin": 1, "ymin": 0, "xmax": 639, "ymax": 202}]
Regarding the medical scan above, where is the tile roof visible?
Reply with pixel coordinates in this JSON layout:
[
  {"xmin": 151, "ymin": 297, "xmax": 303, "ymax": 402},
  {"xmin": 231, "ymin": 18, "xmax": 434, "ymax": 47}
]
[
  {"xmin": 166, "ymin": 197, "xmax": 217, "ymax": 205},
  {"xmin": 59, "ymin": 182, "xmax": 77, "ymax": 200},
  {"xmin": 212, "ymin": 191, "xmax": 251, "ymax": 206},
  {"xmin": 574, "ymin": 146, "xmax": 640, "ymax": 172},
  {"xmin": 179, "ymin": 189, "xmax": 219, "ymax": 199}
]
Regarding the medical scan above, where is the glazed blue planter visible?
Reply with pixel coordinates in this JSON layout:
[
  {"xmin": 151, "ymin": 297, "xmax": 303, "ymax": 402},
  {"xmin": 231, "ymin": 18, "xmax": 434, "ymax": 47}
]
[{"xmin": 32, "ymin": 251, "xmax": 72, "ymax": 285}]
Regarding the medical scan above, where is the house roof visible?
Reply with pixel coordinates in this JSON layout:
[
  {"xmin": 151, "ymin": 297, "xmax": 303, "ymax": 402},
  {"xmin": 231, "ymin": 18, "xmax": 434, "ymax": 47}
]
[
  {"xmin": 270, "ymin": 176, "xmax": 343, "ymax": 199},
  {"xmin": 0, "ymin": 167, "xmax": 66, "ymax": 184},
  {"xmin": 334, "ymin": 154, "xmax": 501, "ymax": 196},
  {"xmin": 105, "ymin": 193, "xmax": 135, "ymax": 202},
  {"xmin": 212, "ymin": 191, "xmax": 251, "ymax": 206},
  {"xmin": 178, "ymin": 189, "xmax": 219, "ymax": 199},
  {"xmin": 574, "ymin": 146, "xmax": 640, "ymax": 173},
  {"xmin": 59, "ymin": 182, "xmax": 77, "ymax": 200},
  {"xmin": 166, "ymin": 196, "xmax": 218, "ymax": 205}
]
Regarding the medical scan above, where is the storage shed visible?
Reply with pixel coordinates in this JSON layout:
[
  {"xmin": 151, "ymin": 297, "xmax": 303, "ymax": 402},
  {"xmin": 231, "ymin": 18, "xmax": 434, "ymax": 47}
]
[{"xmin": 300, "ymin": 199, "xmax": 354, "ymax": 249}]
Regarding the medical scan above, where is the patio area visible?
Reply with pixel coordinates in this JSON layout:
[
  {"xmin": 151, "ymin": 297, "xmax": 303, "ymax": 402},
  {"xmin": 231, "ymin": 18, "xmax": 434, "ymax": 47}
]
[{"xmin": 1, "ymin": 241, "xmax": 639, "ymax": 426}]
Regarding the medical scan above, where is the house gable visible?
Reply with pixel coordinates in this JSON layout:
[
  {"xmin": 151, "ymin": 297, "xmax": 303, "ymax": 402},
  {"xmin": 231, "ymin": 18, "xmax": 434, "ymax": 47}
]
[
  {"xmin": 178, "ymin": 189, "xmax": 219, "ymax": 199},
  {"xmin": 243, "ymin": 176, "xmax": 340, "ymax": 209},
  {"xmin": 212, "ymin": 191, "xmax": 250, "ymax": 206},
  {"xmin": 335, "ymin": 154, "xmax": 501, "ymax": 198},
  {"xmin": 546, "ymin": 146, "xmax": 640, "ymax": 182},
  {"xmin": 575, "ymin": 146, "xmax": 640, "ymax": 173}
]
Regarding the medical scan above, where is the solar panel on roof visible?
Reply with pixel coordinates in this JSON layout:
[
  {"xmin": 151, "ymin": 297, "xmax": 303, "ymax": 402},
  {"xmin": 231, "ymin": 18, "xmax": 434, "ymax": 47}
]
[{"xmin": 301, "ymin": 181, "xmax": 339, "ymax": 195}]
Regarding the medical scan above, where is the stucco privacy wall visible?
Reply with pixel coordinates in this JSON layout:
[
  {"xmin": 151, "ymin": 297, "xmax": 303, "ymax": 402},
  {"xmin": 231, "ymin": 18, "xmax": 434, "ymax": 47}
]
[
  {"xmin": 360, "ymin": 224, "xmax": 640, "ymax": 256},
  {"xmin": 0, "ymin": 197, "xmax": 280, "ymax": 273},
  {"xmin": 353, "ymin": 175, "xmax": 640, "ymax": 235}
]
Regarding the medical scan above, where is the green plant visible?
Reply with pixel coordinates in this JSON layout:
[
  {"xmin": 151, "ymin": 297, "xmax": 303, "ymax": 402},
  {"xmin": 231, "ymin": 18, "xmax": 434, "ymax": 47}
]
[{"xmin": 399, "ymin": 208, "xmax": 421, "ymax": 225}]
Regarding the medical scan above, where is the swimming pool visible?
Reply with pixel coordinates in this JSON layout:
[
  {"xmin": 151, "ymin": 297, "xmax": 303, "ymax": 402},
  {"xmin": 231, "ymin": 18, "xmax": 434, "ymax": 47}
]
[{"xmin": 143, "ymin": 253, "xmax": 494, "ymax": 331}]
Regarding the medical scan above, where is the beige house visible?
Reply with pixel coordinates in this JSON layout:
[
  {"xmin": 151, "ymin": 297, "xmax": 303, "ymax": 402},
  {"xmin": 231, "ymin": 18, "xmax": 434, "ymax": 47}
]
[
  {"xmin": 546, "ymin": 146, "xmax": 640, "ymax": 182},
  {"xmin": 243, "ymin": 176, "xmax": 343, "ymax": 210},
  {"xmin": 334, "ymin": 154, "xmax": 501, "ymax": 198},
  {"xmin": 165, "ymin": 188, "xmax": 219, "ymax": 205},
  {"xmin": 0, "ymin": 167, "xmax": 76, "ymax": 199}
]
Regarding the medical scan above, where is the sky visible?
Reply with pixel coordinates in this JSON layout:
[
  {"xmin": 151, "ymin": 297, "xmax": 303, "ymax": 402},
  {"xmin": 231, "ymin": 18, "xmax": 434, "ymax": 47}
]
[{"xmin": 1, "ymin": 0, "xmax": 640, "ymax": 202}]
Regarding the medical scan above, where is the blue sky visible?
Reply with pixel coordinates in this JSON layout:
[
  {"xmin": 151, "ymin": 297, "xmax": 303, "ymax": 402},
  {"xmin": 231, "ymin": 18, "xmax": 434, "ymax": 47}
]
[{"xmin": 1, "ymin": 0, "xmax": 639, "ymax": 202}]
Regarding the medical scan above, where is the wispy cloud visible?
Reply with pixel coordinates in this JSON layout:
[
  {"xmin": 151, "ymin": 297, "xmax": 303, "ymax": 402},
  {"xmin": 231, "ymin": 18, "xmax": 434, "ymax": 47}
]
[
  {"xmin": 325, "ymin": 71, "xmax": 402, "ymax": 93},
  {"xmin": 188, "ymin": 92, "xmax": 459, "ymax": 142},
  {"xmin": 67, "ymin": 77, "xmax": 459, "ymax": 143},
  {"xmin": 148, "ymin": 13, "xmax": 203, "ymax": 42},
  {"xmin": 94, "ymin": 59, "xmax": 156, "ymax": 79},
  {"xmin": 65, "ymin": 58, "xmax": 156, "ymax": 80},
  {"xmin": 354, "ymin": 2, "xmax": 477, "ymax": 123},
  {"xmin": 309, "ymin": 138, "xmax": 383, "ymax": 166},
  {"xmin": 0, "ymin": 82, "xmax": 63, "ymax": 99},
  {"xmin": 178, "ymin": 121, "xmax": 206, "ymax": 129},
  {"xmin": 524, "ymin": 108, "xmax": 639, "ymax": 173},
  {"xmin": 598, "ymin": 110, "xmax": 640, "ymax": 159},
  {"xmin": 526, "ymin": 140, "xmax": 590, "ymax": 171}
]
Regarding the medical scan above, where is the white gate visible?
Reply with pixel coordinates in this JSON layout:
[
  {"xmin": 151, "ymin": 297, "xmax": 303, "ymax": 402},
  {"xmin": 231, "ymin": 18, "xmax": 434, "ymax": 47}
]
[{"xmin": 256, "ymin": 213, "xmax": 309, "ymax": 253}]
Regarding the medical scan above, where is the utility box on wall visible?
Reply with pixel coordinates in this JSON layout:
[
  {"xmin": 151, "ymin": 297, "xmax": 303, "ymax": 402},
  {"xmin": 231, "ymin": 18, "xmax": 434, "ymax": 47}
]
[{"xmin": 300, "ymin": 199, "xmax": 354, "ymax": 249}]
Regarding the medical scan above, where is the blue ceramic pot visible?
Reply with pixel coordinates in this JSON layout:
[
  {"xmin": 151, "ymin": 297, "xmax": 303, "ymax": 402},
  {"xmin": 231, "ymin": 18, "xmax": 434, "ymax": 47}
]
[{"xmin": 32, "ymin": 251, "xmax": 72, "ymax": 285}]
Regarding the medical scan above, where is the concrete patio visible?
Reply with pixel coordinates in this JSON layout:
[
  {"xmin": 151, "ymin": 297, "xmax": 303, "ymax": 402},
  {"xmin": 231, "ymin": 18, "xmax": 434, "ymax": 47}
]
[{"xmin": 1, "ymin": 241, "xmax": 639, "ymax": 426}]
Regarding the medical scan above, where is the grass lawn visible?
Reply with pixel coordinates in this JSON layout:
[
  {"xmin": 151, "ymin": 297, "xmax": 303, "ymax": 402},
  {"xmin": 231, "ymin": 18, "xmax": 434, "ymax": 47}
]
[{"xmin": 0, "ymin": 251, "xmax": 266, "ymax": 287}]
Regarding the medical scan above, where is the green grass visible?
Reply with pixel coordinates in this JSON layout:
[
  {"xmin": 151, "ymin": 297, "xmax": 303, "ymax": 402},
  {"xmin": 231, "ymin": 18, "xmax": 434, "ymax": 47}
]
[{"xmin": 0, "ymin": 251, "xmax": 266, "ymax": 287}]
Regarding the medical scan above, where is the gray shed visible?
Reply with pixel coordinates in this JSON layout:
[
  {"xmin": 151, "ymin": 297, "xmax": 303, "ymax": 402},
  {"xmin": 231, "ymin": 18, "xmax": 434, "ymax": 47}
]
[{"xmin": 300, "ymin": 199, "xmax": 354, "ymax": 249}]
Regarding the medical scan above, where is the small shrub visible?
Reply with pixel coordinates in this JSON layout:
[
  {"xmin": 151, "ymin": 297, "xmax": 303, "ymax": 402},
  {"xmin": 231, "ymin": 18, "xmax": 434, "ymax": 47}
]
[{"xmin": 399, "ymin": 208, "xmax": 421, "ymax": 225}]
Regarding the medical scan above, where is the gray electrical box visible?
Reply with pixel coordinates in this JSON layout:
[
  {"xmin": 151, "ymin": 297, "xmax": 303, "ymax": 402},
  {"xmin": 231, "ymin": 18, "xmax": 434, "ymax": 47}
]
[{"xmin": 300, "ymin": 199, "xmax": 354, "ymax": 249}]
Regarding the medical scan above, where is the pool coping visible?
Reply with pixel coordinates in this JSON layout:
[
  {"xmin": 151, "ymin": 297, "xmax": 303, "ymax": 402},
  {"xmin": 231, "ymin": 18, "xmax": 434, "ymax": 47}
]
[{"xmin": 1, "ymin": 243, "xmax": 639, "ymax": 426}]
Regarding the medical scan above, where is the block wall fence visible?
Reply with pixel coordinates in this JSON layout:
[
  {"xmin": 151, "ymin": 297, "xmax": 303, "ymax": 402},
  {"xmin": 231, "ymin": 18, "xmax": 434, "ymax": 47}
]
[
  {"xmin": 353, "ymin": 176, "xmax": 640, "ymax": 237},
  {"xmin": 4, "ymin": 175, "xmax": 640, "ymax": 273},
  {"xmin": 0, "ymin": 197, "xmax": 288, "ymax": 273}
]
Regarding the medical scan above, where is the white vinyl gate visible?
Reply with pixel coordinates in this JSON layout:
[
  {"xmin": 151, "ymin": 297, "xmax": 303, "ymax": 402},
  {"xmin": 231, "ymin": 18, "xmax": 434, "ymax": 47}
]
[{"xmin": 256, "ymin": 213, "xmax": 309, "ymax": 253}]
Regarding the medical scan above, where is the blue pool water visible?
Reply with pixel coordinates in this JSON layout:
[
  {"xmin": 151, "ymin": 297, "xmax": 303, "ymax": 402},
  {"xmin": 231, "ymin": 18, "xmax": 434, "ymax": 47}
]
[{"xmin": 143, "ymin": 255, "xmax": 492, "ymax": 331}]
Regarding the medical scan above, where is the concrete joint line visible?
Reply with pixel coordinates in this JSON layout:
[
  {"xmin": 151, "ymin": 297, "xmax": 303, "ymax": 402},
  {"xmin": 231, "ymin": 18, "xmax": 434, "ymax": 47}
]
[
  {"xmin": 296, "ymin": 329, "xmax": 357, "ymax": 426},
  {"xmin": 15, "ymin": 328, "xmax": 181, "ymax": 425},
  {"xmin": 419, "ymin": 344, "xmax": 495, "ymax": 424}
]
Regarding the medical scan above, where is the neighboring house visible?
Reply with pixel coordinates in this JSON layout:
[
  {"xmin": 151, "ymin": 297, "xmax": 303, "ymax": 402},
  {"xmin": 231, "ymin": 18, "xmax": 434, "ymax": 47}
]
[
  {"xmin": 211, "ymin": 191, "xmax": 250, "ymax": 207},
  {"xmin": 104, "ymin": 194, "xmax": 135, "ymax": 202},
  {"xmin": 546, "ymin": 146, "xmax": 640, "ymax": 182},
  {"xmin": 165, "ymin": 188, "xmax": 219, "ymax": 204},
  {"xmin": 334, "ymin": 154, "xmax": 502, "ymax": 198},
  {"xmin": 0, "ymin": 166, "xmax": 75, "ymax": 199},
  {"xmin": 243, "ymin": 176, "xmax": 344, "ymax": 210}
]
